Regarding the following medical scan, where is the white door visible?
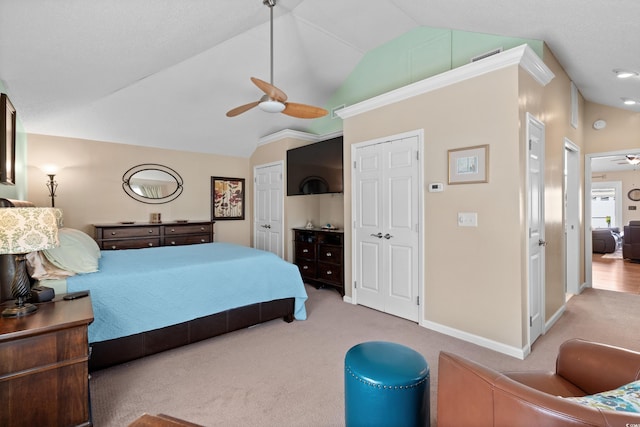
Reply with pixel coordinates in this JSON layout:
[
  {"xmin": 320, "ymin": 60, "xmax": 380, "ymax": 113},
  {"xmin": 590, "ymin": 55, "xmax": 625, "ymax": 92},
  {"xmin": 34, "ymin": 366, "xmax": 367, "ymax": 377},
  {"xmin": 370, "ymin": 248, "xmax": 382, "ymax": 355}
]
[
  {"xmin": 564, "ymin": 139, "xmax": 580, "ymax": 295},
  {"xmin": 354, "ymin": 135, "xmax": 420, "ymax": 322},
  {"xmin": 253, "ymin": 162, "xmax": 284, "ymax": 258},
  {"xmin": 527, "ymin": 113, "xmax": 545, "ymax": 346}
]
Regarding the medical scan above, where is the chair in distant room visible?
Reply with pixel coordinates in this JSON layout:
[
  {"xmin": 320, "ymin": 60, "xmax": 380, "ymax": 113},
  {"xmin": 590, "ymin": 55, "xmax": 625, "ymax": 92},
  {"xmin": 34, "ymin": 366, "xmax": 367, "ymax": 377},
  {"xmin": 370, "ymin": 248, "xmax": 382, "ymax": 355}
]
[
  {"xmin": 623, "ymin": 221, "xmax": 640, "ymax": 261},
  {"xmin": 592, "ymin": 228, "xmax": 617, "ymax": 254}
]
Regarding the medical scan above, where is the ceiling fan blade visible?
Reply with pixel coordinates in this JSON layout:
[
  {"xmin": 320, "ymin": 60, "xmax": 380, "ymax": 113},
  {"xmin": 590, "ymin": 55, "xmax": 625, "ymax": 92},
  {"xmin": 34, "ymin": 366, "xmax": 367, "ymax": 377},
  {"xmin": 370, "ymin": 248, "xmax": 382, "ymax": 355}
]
[
  {"xmin": 282, "ymin": 102, "xmax": 328, "ymax": 119},
  {"xmin": 251, "ymin": 77, "xmax": 287, "ymax": 102},
  {"xmin": 226, "ymin": 101, "xmax": 260, "ymax": 117}
]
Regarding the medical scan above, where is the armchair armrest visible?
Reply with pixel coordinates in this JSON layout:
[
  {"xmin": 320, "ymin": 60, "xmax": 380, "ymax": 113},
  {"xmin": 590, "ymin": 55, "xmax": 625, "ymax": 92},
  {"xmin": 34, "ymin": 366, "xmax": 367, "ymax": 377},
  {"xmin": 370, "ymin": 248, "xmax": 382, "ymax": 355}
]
[{"xmin": 556, "ymin": 338, "xmax": 640, "ymax": 394}]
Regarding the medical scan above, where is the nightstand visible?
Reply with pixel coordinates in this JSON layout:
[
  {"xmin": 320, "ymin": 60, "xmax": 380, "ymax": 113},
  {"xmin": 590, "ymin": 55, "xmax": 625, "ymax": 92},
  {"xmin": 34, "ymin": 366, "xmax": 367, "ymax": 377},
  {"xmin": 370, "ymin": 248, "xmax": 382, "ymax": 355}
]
[{"xmin": 0, "ymin": 295, "xmax": 94, "ymax": 426}]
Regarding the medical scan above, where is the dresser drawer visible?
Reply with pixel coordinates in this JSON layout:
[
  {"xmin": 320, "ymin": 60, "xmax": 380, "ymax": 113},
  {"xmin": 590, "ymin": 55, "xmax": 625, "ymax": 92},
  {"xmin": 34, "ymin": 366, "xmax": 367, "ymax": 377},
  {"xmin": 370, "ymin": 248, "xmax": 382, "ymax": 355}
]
[
  {"xmin": 318, "ymin": 245, "xmax": 342, "ymax": 263},
  {"xmin": 296, "ymin": 260, "xmax": 316, "ymax": 279},
  {"xmin": 165, "ymin": 234, "xmax": 212, "ymax": 246},
  {"xmin": 99, "ymin": 226, "xmax": 160, "ymax": 239},
  {"xmin": 296, "ymin": 242, "xmax": 316, "ymax": 259},
  {"xmin": 317, "ymin": 262, "xmax": 342, "ymax": 284},
  {"xmin": 101, "ymin": 238, "xmax": 160, "ymax": 250},
  {"xmin": 163, "ymin": 223, "xmax": 213, "ymax": 236},
  {"xmin": 0, "ymin": 327, "xmax": 87, "ymax": 377}
]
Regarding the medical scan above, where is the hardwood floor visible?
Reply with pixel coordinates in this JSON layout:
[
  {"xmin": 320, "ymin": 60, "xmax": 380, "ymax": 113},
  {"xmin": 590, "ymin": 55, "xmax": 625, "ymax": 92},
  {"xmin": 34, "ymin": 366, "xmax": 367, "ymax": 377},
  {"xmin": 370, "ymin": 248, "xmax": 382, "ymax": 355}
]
[{"xmin": 592, "ymin": 251, "xmax": 640, "ymax": 294}]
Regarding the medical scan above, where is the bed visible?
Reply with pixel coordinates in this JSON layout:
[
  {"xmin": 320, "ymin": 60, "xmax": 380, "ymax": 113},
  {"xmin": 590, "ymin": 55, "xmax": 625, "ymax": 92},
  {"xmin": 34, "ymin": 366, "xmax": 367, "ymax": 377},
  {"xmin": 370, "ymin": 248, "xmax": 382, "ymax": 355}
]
[
  {"xmin": 0, "ymin": 200, "xmax": 307, "ymax": 371},
  {"xmin": 73, "ymin": 242, "xmax": 307, "ymax": 371}
]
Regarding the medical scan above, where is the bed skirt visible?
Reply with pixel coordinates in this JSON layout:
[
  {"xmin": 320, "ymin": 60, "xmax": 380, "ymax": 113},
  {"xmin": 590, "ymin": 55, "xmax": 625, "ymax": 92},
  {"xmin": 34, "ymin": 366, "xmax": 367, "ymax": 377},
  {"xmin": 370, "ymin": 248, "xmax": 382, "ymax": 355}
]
[{"xmin": 89, "ymin": 297, "xmax": 295, "ymax": 371}]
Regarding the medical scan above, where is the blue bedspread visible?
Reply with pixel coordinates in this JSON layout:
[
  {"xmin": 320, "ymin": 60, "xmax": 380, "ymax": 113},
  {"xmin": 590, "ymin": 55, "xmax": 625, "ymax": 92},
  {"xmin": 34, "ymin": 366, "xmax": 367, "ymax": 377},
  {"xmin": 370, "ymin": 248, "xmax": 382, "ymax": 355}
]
[{"xmin": 67, "ymin": 242, "xmax": 307, "ymax": 343}]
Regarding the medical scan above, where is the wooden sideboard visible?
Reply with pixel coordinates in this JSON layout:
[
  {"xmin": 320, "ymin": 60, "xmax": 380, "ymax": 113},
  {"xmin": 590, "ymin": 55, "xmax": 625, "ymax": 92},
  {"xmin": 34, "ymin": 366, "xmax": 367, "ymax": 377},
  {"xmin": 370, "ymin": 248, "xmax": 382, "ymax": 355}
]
[
  {"xmin": 94, "ymin": 221, "xmax": 214, "ymax": 250},
  {"xmin": 293, "ymin": 228, "xmax": 344, "ymax": 296},
  {"xmin": 0, "ymin": 296, "xmax": 94, "ymax": 427}
]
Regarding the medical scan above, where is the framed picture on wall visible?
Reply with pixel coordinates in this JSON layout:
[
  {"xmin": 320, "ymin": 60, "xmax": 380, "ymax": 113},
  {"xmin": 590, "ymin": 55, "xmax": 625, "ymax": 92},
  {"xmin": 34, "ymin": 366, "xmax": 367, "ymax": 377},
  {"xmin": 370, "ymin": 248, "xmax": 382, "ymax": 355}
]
[
  {"xmin": 0, "ymin": 93, "xmax": 16, "ymax": 185},
  {"xmin": 211, "ymin": 176, "xmax": 245, "ymax": 220},
  {"xmin": 447, "ymin": 144, "xmax": 489, "ymax": 184}
]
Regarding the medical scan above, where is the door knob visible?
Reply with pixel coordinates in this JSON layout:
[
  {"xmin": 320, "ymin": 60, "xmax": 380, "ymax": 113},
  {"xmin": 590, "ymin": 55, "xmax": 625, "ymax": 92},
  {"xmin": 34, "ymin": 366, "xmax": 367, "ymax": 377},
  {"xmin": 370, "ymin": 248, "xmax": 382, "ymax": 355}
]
[
  {"xmin": 538, "ymin": 239, "xmax": 547, "ymax": 246},
  {"xmin": 370, "ymin": 233, "xmax": 383, "ymax": 238},
  {"xmin": 384, "ymin": 233, "xmax": 393, "ymax": 239}
]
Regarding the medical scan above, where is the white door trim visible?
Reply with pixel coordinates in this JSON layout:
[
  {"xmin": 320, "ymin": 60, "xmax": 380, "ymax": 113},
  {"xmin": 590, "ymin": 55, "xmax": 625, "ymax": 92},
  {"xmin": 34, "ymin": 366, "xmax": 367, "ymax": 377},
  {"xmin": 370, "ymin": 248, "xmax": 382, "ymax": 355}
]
[
  {"xmin": 350, "ymin": 129, "xmax": 425, "ymax": 325},
  {"xmin": 564, "ymin": 138, "xmax": 581, "ymax": 295},
  {"xmin": 253, "ymin": 160, "xmax": 285, "ymax": 257}
]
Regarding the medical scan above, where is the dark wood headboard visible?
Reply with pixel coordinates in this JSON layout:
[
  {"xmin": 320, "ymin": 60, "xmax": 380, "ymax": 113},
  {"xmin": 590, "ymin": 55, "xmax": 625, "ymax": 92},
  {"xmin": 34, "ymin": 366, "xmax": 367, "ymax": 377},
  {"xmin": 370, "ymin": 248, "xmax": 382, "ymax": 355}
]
[{"xmin": 0, "ymin": 199, "xmax": 36, "ymax": 302}]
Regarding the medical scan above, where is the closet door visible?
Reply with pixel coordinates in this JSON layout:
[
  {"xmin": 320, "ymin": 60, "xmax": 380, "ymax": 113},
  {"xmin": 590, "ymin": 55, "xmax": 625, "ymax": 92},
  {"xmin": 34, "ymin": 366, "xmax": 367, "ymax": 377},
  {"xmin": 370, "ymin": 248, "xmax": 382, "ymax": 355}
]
[
  {"xmin": 254, "ymin": 162, "xmax": 284, "ymax": 258},
  {"xmin": 354, "ymin": 136, "xmax": 420, "ymax": 322}
]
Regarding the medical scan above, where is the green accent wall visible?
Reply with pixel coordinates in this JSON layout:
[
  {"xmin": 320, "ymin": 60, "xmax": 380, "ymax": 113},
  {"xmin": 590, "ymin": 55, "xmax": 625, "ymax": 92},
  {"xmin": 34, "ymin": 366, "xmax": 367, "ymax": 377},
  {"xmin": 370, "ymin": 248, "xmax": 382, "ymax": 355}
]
[
  {"xmin": 309, "ymin": 27, "xmax": 543, "ymax": 135},
  {"xmin": 0, "ymin": 80, "xmax": 28, "ymax": 201}
]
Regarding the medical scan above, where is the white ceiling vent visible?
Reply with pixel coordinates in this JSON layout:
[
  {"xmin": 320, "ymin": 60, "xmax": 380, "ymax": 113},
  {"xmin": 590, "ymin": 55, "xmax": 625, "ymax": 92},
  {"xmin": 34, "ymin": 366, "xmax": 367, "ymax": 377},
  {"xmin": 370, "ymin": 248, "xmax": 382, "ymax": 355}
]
[{"xmin": 470, "ymin": 48, "xmax": 503, "ymax": 63}]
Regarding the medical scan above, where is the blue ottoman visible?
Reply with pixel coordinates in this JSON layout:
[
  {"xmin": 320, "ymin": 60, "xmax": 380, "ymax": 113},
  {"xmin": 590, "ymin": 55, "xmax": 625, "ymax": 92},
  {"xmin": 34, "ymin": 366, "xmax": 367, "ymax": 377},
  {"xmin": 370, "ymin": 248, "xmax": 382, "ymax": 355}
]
[{"xmin": 344, "ymin": 341, "xmax": 430, "ymax": 427}]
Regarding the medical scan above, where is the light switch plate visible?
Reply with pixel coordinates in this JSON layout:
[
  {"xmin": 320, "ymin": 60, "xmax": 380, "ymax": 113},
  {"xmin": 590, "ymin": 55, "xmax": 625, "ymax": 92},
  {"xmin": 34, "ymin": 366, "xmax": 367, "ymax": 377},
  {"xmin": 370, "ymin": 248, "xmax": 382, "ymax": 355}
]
[{"xmin": 458, "ymin": 212, "xmax": 478, "ymax": 227}]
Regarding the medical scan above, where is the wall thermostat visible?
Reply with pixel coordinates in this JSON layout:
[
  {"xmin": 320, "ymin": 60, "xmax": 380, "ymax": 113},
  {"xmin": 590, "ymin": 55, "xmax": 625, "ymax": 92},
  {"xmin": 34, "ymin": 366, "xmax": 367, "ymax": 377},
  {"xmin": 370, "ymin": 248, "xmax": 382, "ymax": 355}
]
[{"xmin": 428, "ymin": 183, "xmax": 444, "ymax": 192}]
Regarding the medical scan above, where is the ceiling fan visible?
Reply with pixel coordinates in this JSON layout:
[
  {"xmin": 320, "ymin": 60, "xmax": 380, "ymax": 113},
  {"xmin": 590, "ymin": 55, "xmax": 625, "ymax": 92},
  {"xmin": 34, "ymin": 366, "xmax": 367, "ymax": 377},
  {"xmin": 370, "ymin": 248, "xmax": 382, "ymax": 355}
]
[
  {"xmin": 226, "ymin": 0, "xmax": 328, "ymax": 119},
  {"xmin": 626, "ymin": 154, "xmax": 640, "ymax": 165}
]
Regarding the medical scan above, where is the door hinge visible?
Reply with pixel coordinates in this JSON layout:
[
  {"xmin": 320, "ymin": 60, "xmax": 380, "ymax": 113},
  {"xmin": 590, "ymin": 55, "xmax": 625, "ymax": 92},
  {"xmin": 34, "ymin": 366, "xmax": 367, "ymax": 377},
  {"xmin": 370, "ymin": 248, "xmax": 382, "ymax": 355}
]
[
  {"xmin": 529, "ymin": 139, "xmax": 532, "ymax": 150},
  {"xmin": 353, "ymin": 160, "xmax": 357, "ymax": 169},
  {"xmin": 416, "ymin": 296, "xmax": 420, "ymax": 305},
  {"xmin": 529, "ymin": 316, "xmax": 533, "ymax": 327}
]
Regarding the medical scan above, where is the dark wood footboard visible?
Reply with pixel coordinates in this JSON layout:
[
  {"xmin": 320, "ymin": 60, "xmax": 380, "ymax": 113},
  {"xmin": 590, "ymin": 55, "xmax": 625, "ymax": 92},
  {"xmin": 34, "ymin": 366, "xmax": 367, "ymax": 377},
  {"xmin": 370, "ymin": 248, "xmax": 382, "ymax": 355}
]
[{"xmin": 89, "ymin": 297, "xmax": 295, "ymax": 371}]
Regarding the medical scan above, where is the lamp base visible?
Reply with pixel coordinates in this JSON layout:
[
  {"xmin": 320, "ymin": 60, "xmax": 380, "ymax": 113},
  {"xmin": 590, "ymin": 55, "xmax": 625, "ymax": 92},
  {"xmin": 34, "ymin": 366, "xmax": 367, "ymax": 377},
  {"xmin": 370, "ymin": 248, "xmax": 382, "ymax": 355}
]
[{"xmin": 2, "ymin": 301, "xmax": 38, "ymax": 317}]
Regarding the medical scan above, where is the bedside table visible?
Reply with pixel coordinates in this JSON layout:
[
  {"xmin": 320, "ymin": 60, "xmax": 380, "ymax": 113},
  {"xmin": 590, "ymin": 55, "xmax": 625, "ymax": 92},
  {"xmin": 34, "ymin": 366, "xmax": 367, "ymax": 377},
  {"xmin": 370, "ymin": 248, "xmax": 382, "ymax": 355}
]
[{"xmin": 0, "ymin": 295, "xmax": 94, "ymax": 427}]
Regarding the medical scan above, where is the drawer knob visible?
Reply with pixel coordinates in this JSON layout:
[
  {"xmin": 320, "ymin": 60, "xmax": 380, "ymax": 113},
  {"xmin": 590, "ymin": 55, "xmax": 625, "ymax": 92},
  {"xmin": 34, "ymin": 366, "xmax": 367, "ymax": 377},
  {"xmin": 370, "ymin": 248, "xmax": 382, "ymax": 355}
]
[
  {"xmin": 200, "ymin": 227, "xmax": 205, "ymax": 231},
  {"xmin": 148, "ymin": 229, "xmax": 154, "ymax": 234},
  {"xmin": 111, "ymin": 245, "xmax": 117, "ymax": 250},
  {"xmin": 148, "ymin": 243, "xmax": 154, "ymax": 246},
  {"xmin": 200, "ymin": 239, "xmax": 206, "ymax": 243},
  {"xmin": 111, "ymin": 231, "xmax": 116, "ymax": 235},
  {"xmin": 170, "ymin": 228, "xmax": 175, "ymax": 232},
  {"xmin": 326, "ymin": 252, "xmax": 332, "ymax": 257},
  {"xmin": 170, "ymin": 241, "xmax": 176, "ymax": 245},
  {"xmin": 326, "ymin": 271, "xmax": 332, "ymax": 275},
  {"xmin": 302, "ymin": 249, "xmax": 309, "ymax": 253},
  {"xmin": 303, "ymin": 266, "xmax": 308, "ymax": 270}
]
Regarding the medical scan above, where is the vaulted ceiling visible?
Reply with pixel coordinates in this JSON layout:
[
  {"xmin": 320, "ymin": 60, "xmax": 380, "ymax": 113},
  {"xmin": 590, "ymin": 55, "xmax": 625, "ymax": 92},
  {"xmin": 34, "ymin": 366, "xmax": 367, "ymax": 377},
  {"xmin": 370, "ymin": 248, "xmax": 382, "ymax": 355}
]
[{"xmin": 1, "ymin": 0, "xmax": 638, "ymax": 158}]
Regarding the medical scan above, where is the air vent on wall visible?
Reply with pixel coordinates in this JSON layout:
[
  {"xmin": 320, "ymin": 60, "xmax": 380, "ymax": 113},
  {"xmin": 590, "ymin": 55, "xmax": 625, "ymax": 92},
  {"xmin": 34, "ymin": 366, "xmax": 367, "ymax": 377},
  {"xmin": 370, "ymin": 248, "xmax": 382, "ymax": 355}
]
[{"xmin": 470, "ymin": 48, "xmax": 503, "ymax": 63}]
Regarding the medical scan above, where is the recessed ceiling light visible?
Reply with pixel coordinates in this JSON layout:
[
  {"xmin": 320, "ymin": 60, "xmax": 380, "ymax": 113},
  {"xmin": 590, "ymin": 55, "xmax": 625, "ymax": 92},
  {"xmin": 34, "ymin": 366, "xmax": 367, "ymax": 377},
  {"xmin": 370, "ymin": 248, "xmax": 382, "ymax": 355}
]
[
  {"xmin": 621, "ymin": 98, "xmax": 638, "ymax": 105},
  {"xmin": 614, "ymin": 69, "xmax": 638, "ymax": 79}
]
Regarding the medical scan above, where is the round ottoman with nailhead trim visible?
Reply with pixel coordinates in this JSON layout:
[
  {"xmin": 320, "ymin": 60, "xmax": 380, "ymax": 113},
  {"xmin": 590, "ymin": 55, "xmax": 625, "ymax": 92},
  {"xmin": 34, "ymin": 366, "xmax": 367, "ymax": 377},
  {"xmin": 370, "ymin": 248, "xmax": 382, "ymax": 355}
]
[{"xmin": 344, "ymin": 341, "xmax": 430, "ymax": 427}]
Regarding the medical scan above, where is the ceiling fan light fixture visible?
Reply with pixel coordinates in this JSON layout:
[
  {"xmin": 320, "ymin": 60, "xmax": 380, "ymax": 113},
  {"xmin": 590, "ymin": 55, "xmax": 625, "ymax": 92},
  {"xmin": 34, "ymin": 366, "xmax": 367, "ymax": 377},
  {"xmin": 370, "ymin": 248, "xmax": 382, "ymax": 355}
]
[
  {"xmin": 259, "ymin": 99, "xmax": 285, "ymax": 113},
  {"xmin": 626, "ymin": 155, "xmax": 640, "ymax": 165}
]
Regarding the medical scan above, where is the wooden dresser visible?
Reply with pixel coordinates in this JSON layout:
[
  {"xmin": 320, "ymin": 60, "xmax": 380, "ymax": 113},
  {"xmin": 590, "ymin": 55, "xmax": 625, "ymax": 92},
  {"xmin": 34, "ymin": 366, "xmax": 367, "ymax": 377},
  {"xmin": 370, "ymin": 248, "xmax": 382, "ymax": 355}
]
[
  {"xmin": 0, "ymin": 296, "xmax": 94, "ymax": 427},
  {"xmin": 94, "ymin": 221, "xmax": 214, "ymax": 250},
  {"xmin": 293, "ymin": 228, "xmax": 344, "ymax": 296}
]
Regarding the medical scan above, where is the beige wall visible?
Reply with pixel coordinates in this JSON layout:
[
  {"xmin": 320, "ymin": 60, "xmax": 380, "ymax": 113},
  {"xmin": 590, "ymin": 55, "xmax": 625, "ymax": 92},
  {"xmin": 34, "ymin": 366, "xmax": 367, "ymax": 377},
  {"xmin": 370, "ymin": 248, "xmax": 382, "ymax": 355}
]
[
  {"xmin": 343, "ymin": 66, "xmax": 527, "ymax": 348},
  {"xmin": 584, "ymin": 103, "xmax": 640, "ymax": 155},
  {"xmin": 26, "ymin": 134, "xmax": 251, "ymax": 245}
]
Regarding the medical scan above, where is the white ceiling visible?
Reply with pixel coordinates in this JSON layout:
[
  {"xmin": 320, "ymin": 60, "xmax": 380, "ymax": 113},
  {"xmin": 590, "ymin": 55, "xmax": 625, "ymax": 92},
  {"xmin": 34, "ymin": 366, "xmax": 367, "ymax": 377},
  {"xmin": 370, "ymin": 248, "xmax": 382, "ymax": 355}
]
[{"xmin": 1, "ymin": 0, "xmax": 639, "ymax": 158}]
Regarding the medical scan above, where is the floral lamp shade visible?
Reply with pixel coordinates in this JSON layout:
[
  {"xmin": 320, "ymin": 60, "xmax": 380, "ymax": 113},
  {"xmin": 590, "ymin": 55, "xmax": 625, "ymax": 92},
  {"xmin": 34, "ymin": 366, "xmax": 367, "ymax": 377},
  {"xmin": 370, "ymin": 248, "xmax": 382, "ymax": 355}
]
[{"xmin": 0, "ymin": 208, "xmax": 60, "ymax": 254}]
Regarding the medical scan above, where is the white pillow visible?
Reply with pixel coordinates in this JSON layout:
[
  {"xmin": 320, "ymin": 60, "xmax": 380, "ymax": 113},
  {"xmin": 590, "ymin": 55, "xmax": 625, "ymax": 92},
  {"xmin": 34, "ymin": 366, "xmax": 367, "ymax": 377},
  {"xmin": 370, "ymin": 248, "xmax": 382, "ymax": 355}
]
[{"xmin": 43, "ymin": 228, "xmax": 101, "ymax": 273}]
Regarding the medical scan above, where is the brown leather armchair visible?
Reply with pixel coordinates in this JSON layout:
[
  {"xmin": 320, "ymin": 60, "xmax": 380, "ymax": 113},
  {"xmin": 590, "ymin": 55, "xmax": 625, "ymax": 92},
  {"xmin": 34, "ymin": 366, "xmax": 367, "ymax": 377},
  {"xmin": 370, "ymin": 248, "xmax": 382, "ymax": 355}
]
[
  {"xmin": 623, "ymin": 221, "xmax": 640, "ymax": 261},
  {"xmin": 437, "ymin": 339, "xmax": 640, "ymax": 427}
]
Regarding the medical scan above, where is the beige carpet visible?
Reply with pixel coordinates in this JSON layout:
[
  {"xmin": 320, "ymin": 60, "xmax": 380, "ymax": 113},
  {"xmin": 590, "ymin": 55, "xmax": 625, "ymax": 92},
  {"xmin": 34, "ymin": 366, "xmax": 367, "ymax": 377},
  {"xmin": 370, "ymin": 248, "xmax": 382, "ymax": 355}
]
[{"xmin": 89, "ymin": 285, "xmax": 640, "ymax": 427}]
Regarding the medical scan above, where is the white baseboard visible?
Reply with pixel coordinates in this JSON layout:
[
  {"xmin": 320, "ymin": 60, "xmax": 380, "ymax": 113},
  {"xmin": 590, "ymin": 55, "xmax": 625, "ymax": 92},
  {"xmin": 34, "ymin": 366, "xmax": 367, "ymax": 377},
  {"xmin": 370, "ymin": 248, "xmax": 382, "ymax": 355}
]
[
  {"xmin": 421, "ymin": 320, "xmax": 527, "ymax": 360},
  {"xmin": 343, "ymin": 295, "xmax": 353, "ymax": 304},
  {"xmin": 545, "ymin": 303, "xmax": 565, "ymax": 334}
]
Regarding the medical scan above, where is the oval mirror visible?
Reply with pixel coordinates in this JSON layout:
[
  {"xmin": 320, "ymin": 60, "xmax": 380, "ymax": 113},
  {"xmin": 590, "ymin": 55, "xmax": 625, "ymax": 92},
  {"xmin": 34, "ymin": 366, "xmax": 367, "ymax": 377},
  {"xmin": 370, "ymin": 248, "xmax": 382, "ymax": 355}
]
[{"xmin": 122, "ymin": 164, "xmax": 183, "ymax": 204}]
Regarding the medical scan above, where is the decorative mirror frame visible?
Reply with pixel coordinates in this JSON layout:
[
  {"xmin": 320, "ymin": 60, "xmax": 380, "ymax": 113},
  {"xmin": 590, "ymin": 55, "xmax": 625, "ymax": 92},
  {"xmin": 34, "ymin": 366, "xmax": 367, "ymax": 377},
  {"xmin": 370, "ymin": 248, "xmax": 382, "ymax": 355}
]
[
  {"xmin": 0, "ymin": 94, "xmax": 16, "ymax": 186},
  {"xmin": 628, "ymin": 188, "xmax": 640, "ymax": 202},
  {"xmin": 122, "ymin": 163, "xmax": 183, "ymax": 204}
]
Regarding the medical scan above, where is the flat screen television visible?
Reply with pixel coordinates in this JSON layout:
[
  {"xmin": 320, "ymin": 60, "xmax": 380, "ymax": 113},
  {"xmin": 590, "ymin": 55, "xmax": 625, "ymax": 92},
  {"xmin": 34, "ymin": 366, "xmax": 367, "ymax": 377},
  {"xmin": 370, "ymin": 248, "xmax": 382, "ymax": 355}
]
[{"xmin": 287, "ymin": 136, "xmax": 343, "ymax": 196}]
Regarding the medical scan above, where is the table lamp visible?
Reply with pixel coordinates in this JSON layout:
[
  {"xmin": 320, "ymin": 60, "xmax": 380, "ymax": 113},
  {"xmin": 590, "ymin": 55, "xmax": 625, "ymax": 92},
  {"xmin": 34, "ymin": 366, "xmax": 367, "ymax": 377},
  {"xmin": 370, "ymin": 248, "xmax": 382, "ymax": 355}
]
[{"xmin": 0, "ymin": 208, "xmax": 59, "ymax": 317}]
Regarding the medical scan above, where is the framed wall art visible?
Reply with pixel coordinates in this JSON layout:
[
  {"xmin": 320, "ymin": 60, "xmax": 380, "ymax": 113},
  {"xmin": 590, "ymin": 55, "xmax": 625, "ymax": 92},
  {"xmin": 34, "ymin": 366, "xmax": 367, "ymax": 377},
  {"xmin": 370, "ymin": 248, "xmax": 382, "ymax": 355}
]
[
  {"xmin": 211, "ymin": 176, "xmax": 245, "ymax": 220},
  {"xmin": 448, "ymin": 144, "xmax": 489, "ymax": 185},
  {"xmin": 0, "ymin": 93, "xmax": 16, "ymax": 185}
]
